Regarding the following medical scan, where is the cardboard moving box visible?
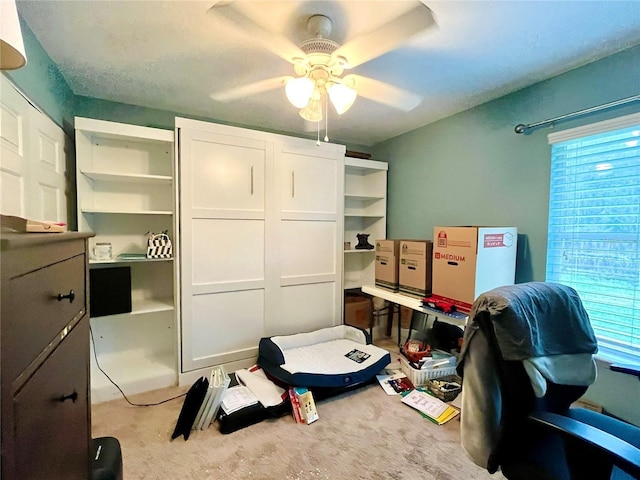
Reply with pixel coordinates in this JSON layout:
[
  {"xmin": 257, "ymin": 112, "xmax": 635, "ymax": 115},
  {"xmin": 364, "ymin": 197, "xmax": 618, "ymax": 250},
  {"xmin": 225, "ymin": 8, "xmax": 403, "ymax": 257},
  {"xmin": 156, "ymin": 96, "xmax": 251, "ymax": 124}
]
[
  {"xmin": 375, "ymin": 239, "xmax": 401, "ymax": 291},
  {"xmin": 432, "ymin": 226, "xmax": 517, "ymax": 312},
  {"xmin": 398, "ymin": 240, "xmax": 433, "ymax": 297},
  {"xmin": 344, "ymin": 294, "xmax": 372, "ymax": 329}
]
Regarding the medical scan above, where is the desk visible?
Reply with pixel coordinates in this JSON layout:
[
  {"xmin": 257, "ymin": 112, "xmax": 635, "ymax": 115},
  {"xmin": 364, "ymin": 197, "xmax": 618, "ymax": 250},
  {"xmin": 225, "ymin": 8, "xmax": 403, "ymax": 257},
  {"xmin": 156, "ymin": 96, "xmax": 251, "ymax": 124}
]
[{"xmin": 361, "ymin": 285, "xmax": 468, "ymax": 346}]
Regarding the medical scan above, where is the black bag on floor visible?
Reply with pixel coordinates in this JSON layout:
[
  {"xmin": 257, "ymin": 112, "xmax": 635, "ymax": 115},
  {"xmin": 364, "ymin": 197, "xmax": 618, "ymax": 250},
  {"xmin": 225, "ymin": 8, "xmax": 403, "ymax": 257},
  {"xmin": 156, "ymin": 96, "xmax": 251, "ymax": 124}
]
[{"xmin": 91, "ymin": 436, "xmax": 123, "ymax": 480}]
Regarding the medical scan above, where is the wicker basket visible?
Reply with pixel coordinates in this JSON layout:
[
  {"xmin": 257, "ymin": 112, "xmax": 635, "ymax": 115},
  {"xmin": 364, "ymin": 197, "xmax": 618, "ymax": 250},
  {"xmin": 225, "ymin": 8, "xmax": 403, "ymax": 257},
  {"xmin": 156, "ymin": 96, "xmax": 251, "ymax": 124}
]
[
  {"xmin": 399, "ymin": 356, "xmax": 457, "ymax": 386},
  {"xmin": 424, "ymin": 376, "xmax": 462, "ymax": 402}
]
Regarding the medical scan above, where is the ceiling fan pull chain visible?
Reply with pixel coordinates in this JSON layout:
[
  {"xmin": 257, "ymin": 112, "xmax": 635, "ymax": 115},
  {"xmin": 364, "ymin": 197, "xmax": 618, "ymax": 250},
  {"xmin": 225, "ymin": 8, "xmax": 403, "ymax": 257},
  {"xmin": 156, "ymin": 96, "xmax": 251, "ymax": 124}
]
[{"xmin": 324, "ymin": 93, "xmax": 329, "ymax": 142}]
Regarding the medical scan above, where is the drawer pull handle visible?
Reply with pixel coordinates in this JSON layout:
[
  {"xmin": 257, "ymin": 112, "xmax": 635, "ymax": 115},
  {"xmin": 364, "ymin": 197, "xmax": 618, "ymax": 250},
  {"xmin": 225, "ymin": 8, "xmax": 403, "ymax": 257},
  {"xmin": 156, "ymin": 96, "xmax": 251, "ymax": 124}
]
[
  {"xmin": 59, "ymin": 391, "xmax": 78, "ymax": 403},
  {"xmin": 57, "ymin": 290, "xmax": 75, "ymax": 303}
]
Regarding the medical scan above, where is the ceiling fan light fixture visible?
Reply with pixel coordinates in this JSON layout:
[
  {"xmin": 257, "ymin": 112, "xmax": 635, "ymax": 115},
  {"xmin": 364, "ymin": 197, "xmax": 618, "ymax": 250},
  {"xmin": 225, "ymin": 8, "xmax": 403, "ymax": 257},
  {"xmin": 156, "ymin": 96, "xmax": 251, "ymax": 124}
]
[
  {"xmin": 327, "ymin": 82, "xmax": 357, "ymax": 115},
  {"xmin": 285, "ymin": 76, "xmax": 314, "ymax": 108},
  {"xmin": 299, "ymin": 96, "xmax": 323, "ymax": 122}
]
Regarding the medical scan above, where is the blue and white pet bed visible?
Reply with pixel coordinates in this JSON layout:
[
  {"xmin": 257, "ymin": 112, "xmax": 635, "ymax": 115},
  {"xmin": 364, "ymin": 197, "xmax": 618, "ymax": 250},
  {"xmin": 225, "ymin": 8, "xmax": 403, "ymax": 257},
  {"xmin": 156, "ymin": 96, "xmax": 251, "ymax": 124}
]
[{"xmin": 258, "ymin": 325, "xmax": 391, "ymax": 389}]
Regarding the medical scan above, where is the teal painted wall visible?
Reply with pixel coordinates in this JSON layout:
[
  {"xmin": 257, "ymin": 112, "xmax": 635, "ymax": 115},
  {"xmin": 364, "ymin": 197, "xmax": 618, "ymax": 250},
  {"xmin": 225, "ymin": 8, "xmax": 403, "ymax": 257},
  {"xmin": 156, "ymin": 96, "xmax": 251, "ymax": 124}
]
[
  {"xmin": 371, "ymin": 44, "xmax": 640, "ymax": 425},
  {"xmin": 4, "ymin": 19, "xmax": 74, "ymax": 133},
  {"xmin": 372, "ymin": 44, "xmax": 640, "ymax": 285},
  {"xmin": 74, "ymin": 95, "xmax": 177, "ymax": 132}
]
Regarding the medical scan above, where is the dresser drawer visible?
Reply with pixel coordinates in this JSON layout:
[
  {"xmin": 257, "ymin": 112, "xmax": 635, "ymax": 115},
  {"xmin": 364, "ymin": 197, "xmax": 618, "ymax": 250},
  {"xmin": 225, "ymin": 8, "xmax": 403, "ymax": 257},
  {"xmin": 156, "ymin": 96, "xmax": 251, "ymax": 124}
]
[
  {"xmin": 14, "ymin": 318, "xmax": 90, "ymax": 480},
  {"xmin": 4, "ymin": 254, "xmax": 86, "ymax": 381}
]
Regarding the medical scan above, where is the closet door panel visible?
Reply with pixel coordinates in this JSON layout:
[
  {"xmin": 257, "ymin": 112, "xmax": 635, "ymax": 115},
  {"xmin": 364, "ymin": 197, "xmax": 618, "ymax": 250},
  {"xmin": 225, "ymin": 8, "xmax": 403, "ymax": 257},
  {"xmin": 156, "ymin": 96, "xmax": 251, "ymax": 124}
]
[
  {"xmin": 0, "ymin": 77, "xmax": 27, "ymax": 217},
  {"xmin": 191, "ymin": 218, "xmax": 264, "ymax": 285},
  {"xmin": 269, "ymin": 283, "xmax": 338, "ymax": 336},
  {"xmin": 179, "ymin": 121, "xmax": 270, "ymax": 373},
  {"xmin": 1, "ymin": 76, "xmax": 67, "ymax": 222},
  {"xmin": 270, "ymin": 142, "xmax": 344, "ymax": 338},
  {"xmin": 279, "ymin": 220, "xmax": 337, "ymax": 278},
  {"xmin": 189, "ymin": 132, "xmax": 265, "ymax": 214},
  {"xmin": 189, "ymin": 289, "xmax": 264, "ymax": 367},
  {"xmin": 279, "ymin": 150, "xmax": 338, "ymax": 216},
  {"xmin": 30, "ymin": 111, "xmax": 67, "ymax": 222}
]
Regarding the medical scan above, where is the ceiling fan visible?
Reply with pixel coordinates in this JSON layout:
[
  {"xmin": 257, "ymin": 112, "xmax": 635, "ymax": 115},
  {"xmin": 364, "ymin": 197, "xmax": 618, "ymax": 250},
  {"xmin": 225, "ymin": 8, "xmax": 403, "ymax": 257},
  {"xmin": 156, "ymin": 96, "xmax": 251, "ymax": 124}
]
[{"xmin": 209, "ymin": 1, "xmax": 437, "ymax": 125}]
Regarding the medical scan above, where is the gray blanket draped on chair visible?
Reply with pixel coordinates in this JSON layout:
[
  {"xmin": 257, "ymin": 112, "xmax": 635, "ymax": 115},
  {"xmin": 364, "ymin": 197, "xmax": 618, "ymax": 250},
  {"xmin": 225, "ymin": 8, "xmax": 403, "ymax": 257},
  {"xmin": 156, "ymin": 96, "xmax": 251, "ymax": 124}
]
[
  {"xmin": 459, "ymin": 281, "xmax": 597, "ymax": 362},
  {"xmin": 456, "ymin": 281, "xmax": 598, "ymax": 469}
]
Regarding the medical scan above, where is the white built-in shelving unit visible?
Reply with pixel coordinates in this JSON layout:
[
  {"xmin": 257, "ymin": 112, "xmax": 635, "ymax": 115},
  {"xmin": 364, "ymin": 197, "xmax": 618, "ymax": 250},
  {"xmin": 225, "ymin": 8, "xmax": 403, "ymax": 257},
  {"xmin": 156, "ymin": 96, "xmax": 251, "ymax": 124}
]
[
  {"xmin": 75, "ymin": 117, "xmax": 177, "ymax": 403},
  {"xmin": 343, "ymin": 157, "xmax": 388, "ymax": 290}
]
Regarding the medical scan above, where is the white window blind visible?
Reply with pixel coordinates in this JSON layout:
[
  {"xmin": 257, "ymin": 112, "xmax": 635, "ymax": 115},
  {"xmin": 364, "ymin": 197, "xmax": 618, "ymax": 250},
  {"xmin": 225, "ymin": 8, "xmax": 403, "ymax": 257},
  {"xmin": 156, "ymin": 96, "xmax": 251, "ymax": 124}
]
[{"xmin": 546, "ymin": 113, "xmax": 640, "ymax": 362}]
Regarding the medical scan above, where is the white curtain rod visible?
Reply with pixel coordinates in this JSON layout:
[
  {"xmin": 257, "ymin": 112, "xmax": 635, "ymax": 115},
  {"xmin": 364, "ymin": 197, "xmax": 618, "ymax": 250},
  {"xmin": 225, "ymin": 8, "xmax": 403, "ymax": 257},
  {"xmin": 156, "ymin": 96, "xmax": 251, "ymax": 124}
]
[{"xmin": 514, "ymin": 94, "xmax": 640, "ymax": 134}]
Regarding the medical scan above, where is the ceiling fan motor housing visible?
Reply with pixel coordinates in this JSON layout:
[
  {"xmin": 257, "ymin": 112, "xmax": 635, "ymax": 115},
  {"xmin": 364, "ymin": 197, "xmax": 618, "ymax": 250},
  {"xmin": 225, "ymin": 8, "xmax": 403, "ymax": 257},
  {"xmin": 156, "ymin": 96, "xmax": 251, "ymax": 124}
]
[
  {"xmin": 306, "ymin": 14, "xmax": 333, "ymax": 38},
  {"xmin": 300, "ymin": 38, "xmax": 339, "ymax": 56},
  {"xmin": 295, "ymin": 15, "xmax": 346, "ymax": 80}
]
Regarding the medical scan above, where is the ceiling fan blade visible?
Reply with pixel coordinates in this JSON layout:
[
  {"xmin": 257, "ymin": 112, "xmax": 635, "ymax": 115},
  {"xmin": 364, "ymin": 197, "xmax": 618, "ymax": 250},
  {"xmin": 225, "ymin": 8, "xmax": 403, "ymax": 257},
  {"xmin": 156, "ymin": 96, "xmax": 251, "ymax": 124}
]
[
  {"xmin": 208, "ymin": 3, "xmax": 305, "ymax": 64},
  {"xmin": 211, "ymin": 76, "xmax": 291, "ymax": 102},
  {"xmin": 346, "ymin": 74, "xmax": 422, "ymax": 111},
  {"xmin": 332, "ymin": 3, "xmax": 436, "ymax": 69}
]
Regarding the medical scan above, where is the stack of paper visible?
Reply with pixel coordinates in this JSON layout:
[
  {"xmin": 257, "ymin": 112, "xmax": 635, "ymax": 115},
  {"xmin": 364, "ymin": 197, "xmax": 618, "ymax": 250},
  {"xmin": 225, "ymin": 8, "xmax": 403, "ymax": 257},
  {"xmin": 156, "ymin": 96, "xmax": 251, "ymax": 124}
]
[
  {"xmin": 401, "ymin": 388, "xmax": 460, "ymax": 425},
  {"xmin": 220, "ymin": 386, "xmax": 259, "ymax": 415}
]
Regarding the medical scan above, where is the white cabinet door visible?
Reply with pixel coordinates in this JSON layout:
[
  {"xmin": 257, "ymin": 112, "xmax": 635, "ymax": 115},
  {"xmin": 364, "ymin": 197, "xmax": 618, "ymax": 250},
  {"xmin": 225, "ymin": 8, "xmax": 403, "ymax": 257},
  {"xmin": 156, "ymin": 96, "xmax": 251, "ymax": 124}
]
[
  {"xmin": 185, "ymin": 129, "xmax": 266, "ymax": 218},
  {"xmin": 268, "ymin": 143, "xmax": 344, "ymax": 336},
  {"xmin": 278, "ymin": 146, "xmax": 338, "ymax": 218},
  {"xmin": 179, "ymin": 125, "xmax": 271, "ymax": 372},
  {"xmin": 0, "ymin": 76, "xmax": 67, "ymax": 223}
]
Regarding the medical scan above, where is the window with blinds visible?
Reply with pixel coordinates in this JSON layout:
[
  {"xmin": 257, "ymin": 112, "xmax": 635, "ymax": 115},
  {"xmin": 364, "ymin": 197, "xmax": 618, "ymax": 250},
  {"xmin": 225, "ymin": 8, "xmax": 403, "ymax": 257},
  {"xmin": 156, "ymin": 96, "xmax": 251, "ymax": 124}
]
[{"xmin": 546, "ymin": 112, "xmax": 640, "ymax": 362}]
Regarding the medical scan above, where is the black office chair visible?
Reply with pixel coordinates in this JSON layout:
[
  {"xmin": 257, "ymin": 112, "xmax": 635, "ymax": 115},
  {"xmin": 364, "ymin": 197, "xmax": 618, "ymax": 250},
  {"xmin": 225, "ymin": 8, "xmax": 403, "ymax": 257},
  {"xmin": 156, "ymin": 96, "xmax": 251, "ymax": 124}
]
[{"xmin": 456, "ymin": 282, "xmax": 640, "ymax": 480}]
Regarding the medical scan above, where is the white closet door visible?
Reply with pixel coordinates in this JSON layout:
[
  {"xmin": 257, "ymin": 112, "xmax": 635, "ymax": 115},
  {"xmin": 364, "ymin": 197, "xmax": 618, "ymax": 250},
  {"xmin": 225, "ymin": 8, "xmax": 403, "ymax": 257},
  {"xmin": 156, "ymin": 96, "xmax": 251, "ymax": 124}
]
[
  {"xmin": 188, "ymin": 131, "xmax": 265, "ymax": 216},
  {"xmin": 267, "ymin": 143, "xmax": 344, "ymax": 336},
  {"xmin": 0, "ymin": 76, "xmax": 67, "ymax": 222},
  {"xmin": 0, "ymin": 78, "xmax": 28, "ymax": 217},
  {"xmin": 179, "ymin": 126, "xmax": 271, "ymax": 372},
  {"xmin": 28, "ymin": 107, "xmax": 67, "ymax": 222},
  {"xmin": 278, "ymin": 148, "xmax": 338, "ymax": 217}
]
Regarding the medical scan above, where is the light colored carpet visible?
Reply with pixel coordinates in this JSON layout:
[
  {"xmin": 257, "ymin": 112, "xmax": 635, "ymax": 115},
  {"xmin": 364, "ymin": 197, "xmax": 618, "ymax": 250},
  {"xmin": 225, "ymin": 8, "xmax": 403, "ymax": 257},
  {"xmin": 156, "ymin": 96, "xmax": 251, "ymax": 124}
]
[{"xmin": 91, "ymin": 337, "xmax": 506, "ymax": 480}]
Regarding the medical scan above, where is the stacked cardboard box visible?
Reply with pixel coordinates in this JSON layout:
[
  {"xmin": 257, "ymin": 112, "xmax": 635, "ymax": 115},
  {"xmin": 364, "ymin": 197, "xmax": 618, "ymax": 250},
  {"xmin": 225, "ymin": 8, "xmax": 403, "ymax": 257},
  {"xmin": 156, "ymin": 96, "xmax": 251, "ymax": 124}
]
[
  {"xmin": 375, "ymin": 239, "xmax": 401, "ymax": 291},
  {"xmin": 399, "ymin": 240, "xmax": 433, "ymax": 297},
  {"xmin": 431, "ymin": 226, "xmax": 517, "ymax": 312}
]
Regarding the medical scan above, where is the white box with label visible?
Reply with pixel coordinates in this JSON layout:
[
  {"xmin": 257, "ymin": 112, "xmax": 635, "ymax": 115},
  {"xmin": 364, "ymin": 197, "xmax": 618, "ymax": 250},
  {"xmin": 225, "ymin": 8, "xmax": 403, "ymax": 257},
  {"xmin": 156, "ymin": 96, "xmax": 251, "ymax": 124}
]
[{"xmin": 431, "ymin": 226, "xmax": 517, "ymax": 312}]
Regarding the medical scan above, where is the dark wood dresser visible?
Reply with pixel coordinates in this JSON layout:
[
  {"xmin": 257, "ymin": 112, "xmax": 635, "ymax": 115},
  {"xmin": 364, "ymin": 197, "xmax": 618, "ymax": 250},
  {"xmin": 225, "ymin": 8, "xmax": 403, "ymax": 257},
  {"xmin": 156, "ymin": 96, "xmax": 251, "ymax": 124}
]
[{"xmin": 1, "ymin": 232, "xmax": 93, "ymax": 480}]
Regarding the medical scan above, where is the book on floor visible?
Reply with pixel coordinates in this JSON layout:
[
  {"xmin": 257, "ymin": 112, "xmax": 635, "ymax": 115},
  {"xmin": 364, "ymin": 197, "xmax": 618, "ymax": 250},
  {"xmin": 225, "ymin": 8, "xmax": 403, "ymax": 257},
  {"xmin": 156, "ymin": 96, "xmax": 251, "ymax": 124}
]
[
  {"xmin": 376, "ymin": 369, "xmax": 414, "ymax": 395},
  {"xmin": 171, "ymin": 376, "xmax": 209, "ymax": 441},
  {"xmin": 401, "ymin": 388, "xmax": 460, "ymax": 425},
  {"xmin": 193, "ymin": 365, "xmax": 231, "ymax": 430},
  {"xmin": 289, "ymin": 387, "xmax": 319, "ymax": 424},
  {"xmin": 288, "ymin": 387, "xmax": 304, "ymax": 424}
]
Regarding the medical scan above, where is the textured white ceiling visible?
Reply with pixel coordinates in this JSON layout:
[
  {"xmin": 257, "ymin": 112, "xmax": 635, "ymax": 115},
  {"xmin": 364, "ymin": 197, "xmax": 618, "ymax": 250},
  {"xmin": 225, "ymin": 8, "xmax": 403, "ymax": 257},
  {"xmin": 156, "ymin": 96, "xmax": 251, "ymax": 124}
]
[{"xmin": 17, "ymin": 0, "xmax": 640, "ymax": 146}]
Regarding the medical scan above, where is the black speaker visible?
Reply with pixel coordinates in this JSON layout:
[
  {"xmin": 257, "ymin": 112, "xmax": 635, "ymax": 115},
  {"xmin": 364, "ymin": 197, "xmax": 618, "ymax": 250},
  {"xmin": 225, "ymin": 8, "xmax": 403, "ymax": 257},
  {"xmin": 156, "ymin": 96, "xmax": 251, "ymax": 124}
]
[{"xmin": 89, "ymin": 266, "xmax": 132, "ymax": 317}]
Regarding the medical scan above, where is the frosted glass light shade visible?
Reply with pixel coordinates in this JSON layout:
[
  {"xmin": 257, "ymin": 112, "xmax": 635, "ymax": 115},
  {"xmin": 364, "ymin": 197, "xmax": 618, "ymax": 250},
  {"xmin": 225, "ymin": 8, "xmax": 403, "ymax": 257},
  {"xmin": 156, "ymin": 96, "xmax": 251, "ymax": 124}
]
[
  {"xmin": 285, "ymin": 77, "xmax": 314, "ymax": 108},
  {"xmin": 327, "ymin": 83, "xmax": 357, "ymax": 114},
  {"xmin": 299, "ymin": 97, "xmax": 323, "ymax": 122},
  {"xmin": 0, "ymin": 0, "xmax": 27, "ymax": 70}
]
